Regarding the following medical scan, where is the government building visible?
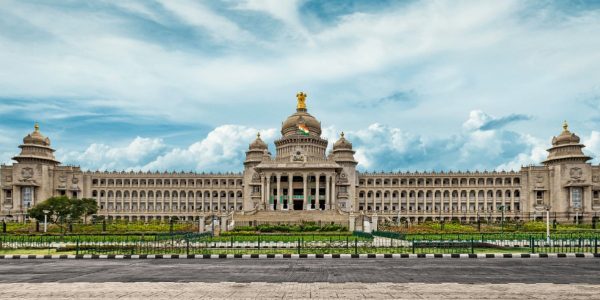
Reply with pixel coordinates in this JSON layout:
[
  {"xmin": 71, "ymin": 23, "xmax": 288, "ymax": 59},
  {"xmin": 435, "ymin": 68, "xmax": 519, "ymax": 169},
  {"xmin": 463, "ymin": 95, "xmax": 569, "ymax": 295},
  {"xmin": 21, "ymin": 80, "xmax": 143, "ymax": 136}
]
[{"xmin": 1, "ymin": 93, "xmax": 599, "ymax": 230}]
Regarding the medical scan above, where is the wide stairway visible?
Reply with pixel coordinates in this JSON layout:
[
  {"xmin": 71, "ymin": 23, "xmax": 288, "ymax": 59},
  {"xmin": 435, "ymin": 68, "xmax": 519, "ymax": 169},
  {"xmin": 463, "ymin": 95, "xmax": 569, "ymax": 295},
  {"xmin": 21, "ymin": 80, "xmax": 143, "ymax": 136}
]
[{"xmin": 233, "ymin": 210, "xmax": 349, "ymax": 226}]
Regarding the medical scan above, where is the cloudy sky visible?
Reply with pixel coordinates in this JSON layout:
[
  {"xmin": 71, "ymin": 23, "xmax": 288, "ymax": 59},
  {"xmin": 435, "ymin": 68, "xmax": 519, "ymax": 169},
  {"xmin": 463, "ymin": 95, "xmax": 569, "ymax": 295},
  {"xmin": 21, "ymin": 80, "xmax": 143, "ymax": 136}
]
[{"xmin": 1, "ymin": 0, "xmax": 599, "ymax": 173}]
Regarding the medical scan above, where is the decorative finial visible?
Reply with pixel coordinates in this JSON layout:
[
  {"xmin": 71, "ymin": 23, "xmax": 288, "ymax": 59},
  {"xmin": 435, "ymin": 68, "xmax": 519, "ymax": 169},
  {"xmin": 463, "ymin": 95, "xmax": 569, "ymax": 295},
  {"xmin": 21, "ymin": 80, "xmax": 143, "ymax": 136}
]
[
  {"xmin": 340, "ymin": 131, "xmax": 345, "ymax": 138},
  {"xmin": 34, "ymin": 122, "xmax": 39, "ymax": 132},
  {"xmin": 296, "ymin": 92, "xmax": 307, "ymax": 110},
  {"xmin": 562, "ymin": 120, "xmax": 568, "ymax": 131},
  {"xmin": 257, "ymin": 132, "xmax": 261, "ymax": 138}
]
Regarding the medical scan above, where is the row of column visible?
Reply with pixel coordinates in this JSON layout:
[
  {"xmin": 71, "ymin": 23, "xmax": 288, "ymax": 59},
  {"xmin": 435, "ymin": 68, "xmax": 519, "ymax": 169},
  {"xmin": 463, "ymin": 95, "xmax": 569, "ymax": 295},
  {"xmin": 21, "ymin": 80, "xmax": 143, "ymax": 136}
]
[
  {"xmin": 360, "ymin": 192, "xmax": 519, "ymax": 212},
  {"xmin": 260, "ymin": 173, "xmax": 337, "ymax": 210},
  {"xmin": 99, "ymin": 196, "xmax": 242, "ymax": 213}
]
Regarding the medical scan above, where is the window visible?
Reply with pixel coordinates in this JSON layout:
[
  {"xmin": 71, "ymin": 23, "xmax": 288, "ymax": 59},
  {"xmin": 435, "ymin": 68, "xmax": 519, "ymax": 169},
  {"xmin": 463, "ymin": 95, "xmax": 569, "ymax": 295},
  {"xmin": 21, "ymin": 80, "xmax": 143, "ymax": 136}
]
[
  {"xmin": 571, "ymin": 188, "xmax": 582, "ymax": 209},
  {"xmin": 536, "ymin": 191, "xmax": 544, "ymax": 205},
  {"xmin": 5, "ymin": 190, "xmax": 11, "ymax": 198},
  {"xmin": 22, "ymin": 187, "xmax": 33, "ymax": 208}
]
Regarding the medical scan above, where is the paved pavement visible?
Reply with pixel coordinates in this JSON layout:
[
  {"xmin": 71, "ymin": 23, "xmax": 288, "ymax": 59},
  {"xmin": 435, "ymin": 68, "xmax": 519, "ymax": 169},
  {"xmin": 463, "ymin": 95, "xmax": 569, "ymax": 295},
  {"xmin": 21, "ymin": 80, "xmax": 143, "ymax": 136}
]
[
  {"xmin": 0, "ymin": 282, "xmax": 599, "ymax": 299},
  {"xmin": 0, "ymin": 258, "xmax": 599, "ymax": 284}
]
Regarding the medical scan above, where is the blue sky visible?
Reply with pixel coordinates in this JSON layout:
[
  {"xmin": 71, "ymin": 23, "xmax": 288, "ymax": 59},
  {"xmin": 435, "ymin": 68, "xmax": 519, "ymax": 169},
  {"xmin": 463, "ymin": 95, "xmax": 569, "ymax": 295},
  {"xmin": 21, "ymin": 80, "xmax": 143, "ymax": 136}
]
[{"xmin": 1, "ymin": 0, "xmax": 600, "ymax": 172}]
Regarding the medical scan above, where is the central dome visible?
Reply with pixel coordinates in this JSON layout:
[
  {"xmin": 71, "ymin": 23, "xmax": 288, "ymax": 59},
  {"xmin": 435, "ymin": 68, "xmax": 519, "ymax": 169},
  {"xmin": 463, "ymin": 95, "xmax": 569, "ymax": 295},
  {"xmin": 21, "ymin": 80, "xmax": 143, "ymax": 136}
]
[
  {"xmin": 281, "ymin": 110, "xmax": 322, "ymax": 137},
  {"xmin": 281, "ymin": 92, "xmax": 322, "ymax": 137}
]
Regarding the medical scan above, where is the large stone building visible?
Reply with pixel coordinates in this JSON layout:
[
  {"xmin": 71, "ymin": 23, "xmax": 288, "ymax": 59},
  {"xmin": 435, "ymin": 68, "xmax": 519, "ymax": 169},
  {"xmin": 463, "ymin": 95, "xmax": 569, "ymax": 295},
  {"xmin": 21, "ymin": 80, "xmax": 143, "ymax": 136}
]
[{"xmin": 1, "ymin": 93, "xmax": 599, "ymax": 230}]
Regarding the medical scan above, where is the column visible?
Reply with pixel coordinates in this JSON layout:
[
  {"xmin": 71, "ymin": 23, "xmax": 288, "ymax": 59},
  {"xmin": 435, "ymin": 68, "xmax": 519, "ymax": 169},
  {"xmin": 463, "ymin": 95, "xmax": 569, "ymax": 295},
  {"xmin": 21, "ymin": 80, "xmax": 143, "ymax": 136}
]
[
  {"xmin": 260, "ymin": 175, "xmax": 265, "ymax": 210},
  {"xmin": 276, "ymin": 174, "xmax": 282, "ymax": 211},
  {"xmin": 331, "ymin": 174, "xmax": 336, "ymax": 210},
  {"xmin": 198, "ymin": 216, "xmax": 205, "ymax": 232},
  {"xmin": 217, "ymin": 192, "xmax": 221, "ymax": 212},
  {"xmin": 303, "ymin": 173, "xmax": 308, "ymax": 210},
  {"xmin": 371, "ymin": 213, "xmax": 378, "ymax": 232},
  {"xmin": 266, "ymin": 175, "xmax": 272, "ymax": 210},
  {"xmin": 492, "ymin": 189, "xmax": 497, "ymax": 215},
  {"xmin": 288, "ymin": 175, "xmax": 293, "ymax": 210},
  {"xmin": 349, "ymin": 212, "xmax": 356, "ymax": 231},
  {"xmin": 510, "ymin": 191, "xmax": 515, "ymax": 214},
  {"xmin": 325, "ymin": 176, "xmax": 331, "ymax": 210},
  {"xmin": 484, "ymin": 190, "xmax": 488, "ymax": 213},
  {"xmin": 221, "ymin": 213, "xmax": 228, "ymax": 232},
  {"xmin": 315, "ymin": 175, "xmax": 320, "ymax": 210}
]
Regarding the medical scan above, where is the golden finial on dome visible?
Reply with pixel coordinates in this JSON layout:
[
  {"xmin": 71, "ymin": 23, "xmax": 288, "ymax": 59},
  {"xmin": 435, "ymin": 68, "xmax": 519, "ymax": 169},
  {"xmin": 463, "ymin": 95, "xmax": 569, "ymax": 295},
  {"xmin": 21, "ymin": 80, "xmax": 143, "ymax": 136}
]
[
  {"xmin": 296, "ymin": 92, "xmax": 307, "ymax": 110},
  {"xmin": 562, "ymin": 120, "xmax": 568, "ymax": 132},
  {"xmin": 34, "ymin": 122, "xmax": 40, "ymax": 132}
]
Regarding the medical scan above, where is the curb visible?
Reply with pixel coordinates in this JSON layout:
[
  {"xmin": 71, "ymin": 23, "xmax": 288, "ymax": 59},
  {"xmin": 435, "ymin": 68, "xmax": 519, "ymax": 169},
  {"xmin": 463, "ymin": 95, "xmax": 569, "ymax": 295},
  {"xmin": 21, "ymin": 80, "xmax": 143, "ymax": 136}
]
[{"xmin": 0, "ymin": 253, "xmax": 598, "ymax": 259}]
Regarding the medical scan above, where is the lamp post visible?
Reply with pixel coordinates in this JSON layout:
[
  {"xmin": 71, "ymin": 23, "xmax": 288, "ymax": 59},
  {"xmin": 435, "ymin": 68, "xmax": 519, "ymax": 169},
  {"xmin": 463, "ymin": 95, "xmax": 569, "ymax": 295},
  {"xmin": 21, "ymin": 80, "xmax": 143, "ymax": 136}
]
[
  {"xmin": 499, "ymin": 205, "xmax": 505, "ymax": 235},
  {"xmin": 42, "ymin": 209, "xmax": 50, "ymax": 233},
  {"xmin": 545, "ymin": 206, "xmax": 551, "ymax": 244}
]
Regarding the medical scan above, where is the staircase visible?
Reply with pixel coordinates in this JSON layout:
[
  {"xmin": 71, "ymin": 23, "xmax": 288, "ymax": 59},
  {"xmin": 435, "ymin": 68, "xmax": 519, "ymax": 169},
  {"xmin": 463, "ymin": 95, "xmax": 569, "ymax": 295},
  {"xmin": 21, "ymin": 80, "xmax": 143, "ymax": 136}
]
[{"xmin": 233, "ymin": 210, "xmax": 349, "ymax": 226}]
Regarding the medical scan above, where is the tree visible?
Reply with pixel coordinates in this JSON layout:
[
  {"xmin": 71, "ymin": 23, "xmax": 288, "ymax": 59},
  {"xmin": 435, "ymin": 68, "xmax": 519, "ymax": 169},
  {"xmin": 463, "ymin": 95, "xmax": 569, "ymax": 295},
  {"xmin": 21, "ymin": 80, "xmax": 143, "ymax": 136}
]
[{"xmin": 28, "ymin": 196, "xmax": 98, "ymax": 233}]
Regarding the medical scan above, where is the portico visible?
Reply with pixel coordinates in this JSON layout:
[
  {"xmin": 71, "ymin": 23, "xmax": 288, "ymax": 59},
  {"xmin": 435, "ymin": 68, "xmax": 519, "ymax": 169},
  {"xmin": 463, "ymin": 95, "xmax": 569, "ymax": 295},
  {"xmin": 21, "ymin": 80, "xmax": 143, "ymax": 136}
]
[{"xmin": 257, "ymin": 166, "xmax": 341, "ymax": 211}]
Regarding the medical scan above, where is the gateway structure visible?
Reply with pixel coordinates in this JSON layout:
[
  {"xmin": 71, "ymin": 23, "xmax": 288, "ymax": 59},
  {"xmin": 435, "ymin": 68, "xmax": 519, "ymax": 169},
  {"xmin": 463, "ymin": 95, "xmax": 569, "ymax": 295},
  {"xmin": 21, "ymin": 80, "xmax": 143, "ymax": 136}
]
[{"xmin": 1, "ymin": 94, "xmax": 599, "ymax": 230}]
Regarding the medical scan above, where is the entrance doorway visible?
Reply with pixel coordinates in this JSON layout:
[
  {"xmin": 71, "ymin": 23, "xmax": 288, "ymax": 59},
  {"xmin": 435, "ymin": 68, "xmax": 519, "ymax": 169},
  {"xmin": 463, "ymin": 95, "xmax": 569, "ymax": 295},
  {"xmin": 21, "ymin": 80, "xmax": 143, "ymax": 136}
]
[{"xmin": 293, "ymin": 188, "xmax": 303, "ymax": 210}]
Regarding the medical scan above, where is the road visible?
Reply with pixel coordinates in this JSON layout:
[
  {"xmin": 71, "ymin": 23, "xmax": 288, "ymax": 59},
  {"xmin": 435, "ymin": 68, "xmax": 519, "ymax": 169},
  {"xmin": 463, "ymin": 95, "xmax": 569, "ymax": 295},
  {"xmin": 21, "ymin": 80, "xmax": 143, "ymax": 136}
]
[{"xmin": 0, "ymin": 258, "xmax": 599, "ymax": 284}]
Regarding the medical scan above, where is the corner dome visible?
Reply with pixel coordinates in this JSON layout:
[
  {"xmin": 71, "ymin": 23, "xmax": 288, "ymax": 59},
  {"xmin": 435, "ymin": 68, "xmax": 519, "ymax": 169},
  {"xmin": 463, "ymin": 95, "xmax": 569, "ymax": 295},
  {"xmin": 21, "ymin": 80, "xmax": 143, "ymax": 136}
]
[
  {"xmin": 23, "ymin": 123, "xmax": 51, "ymax": 147},
  {"xmin": 333, "ymin": 132, "xmax": 353, "ymax": 150},
  {"xmin": 543, "ymin": 120, "xmax": 591, "ymax": 165},
  {"xmin": 249, "ymin": 133, "xmax": 268, "ymax": 150},
  {"xmin": 552, "ymin": 121, "xmax": 580, "ymax": 146}
]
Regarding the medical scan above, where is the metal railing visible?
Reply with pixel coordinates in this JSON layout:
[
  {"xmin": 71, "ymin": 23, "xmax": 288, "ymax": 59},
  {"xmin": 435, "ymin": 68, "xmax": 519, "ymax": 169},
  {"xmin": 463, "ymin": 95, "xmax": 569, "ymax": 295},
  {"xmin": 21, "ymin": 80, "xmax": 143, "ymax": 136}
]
[{"xmin": 0, "ymin": 232, "xmax": 597, "ymax": 255}]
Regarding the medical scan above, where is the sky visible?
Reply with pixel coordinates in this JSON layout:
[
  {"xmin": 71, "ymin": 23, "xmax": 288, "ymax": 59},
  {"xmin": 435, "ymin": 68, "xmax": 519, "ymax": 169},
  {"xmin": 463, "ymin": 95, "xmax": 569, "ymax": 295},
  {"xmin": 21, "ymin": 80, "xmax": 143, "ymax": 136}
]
[{"xmin": 1, "ymin": 0, "xmax": 600, "ymax": 173}]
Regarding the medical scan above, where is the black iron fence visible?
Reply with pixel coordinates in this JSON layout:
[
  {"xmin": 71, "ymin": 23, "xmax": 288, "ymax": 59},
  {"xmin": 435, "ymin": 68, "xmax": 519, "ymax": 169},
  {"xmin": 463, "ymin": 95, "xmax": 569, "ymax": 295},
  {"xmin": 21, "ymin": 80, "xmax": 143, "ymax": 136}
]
[{"xmin": 0, "ymin": 232, "xmax": 598, "ymax": 255}]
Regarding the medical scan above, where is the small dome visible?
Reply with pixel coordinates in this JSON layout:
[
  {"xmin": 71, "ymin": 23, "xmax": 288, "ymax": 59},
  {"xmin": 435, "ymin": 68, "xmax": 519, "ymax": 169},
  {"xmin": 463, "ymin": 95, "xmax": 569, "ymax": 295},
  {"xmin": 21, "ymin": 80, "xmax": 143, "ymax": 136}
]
[
  {"xmin": 552, "ymin": 121, "xmax": 580, "ymax": 146},
  {"xmin": 23, "ymin": 123, "xmax": 51, "ymax": 147},
  {"xmin": 333, "ymin": 132, "xmax": 353, "ymax": 150},
  {"xmin": 249, "ymin": 133, "xmax": 268, "ymax": 150}
]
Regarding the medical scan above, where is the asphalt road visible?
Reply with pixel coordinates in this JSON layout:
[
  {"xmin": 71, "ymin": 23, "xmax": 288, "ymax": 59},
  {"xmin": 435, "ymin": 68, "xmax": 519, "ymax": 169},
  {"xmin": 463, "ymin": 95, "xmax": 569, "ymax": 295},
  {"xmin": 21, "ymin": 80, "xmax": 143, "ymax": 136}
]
[{"xmin": 0, "ymin": 258, "xmax": 599, "ymax": 284}]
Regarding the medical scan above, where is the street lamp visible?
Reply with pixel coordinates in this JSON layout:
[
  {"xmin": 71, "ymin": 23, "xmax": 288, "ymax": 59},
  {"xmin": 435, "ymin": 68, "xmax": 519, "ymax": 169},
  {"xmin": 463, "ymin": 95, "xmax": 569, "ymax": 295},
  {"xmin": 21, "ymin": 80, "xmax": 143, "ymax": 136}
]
[
  {"xmin": 498, "ymin": 205, "xmax": 505, "ymax": 235},
  {"xmin": 42, "ymin": 209, "xmax": 50, "ymax": 233},
  {"xmin": 545, "ymin": 206, "xmax": 551, "ymax": 244}
]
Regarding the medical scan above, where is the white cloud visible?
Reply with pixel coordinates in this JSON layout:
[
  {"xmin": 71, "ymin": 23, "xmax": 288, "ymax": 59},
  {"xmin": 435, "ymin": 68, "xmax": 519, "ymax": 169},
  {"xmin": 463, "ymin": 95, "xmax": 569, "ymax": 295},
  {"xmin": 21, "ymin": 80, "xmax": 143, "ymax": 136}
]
[
  {"xmin": 158, "ymin": 0, "xmax": 254, "ymax": 43},
  {"xmin": 141, "ymin": 125, "xmax": 276, "ymax": 172},
  {"xmin": 583, "ymin": 131, "xmax": 600, "ymax": 164},
  {"xmin": 60, "ymin": 137, "xmax": 167, "ymax": 171}
]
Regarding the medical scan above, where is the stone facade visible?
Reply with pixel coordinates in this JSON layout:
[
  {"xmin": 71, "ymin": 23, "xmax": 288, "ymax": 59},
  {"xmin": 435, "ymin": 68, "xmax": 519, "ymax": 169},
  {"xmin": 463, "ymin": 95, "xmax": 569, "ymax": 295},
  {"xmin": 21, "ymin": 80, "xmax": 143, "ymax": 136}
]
[{"xmin": 1, "ymin": 96, "xmax": 600, "ymax": 229}]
